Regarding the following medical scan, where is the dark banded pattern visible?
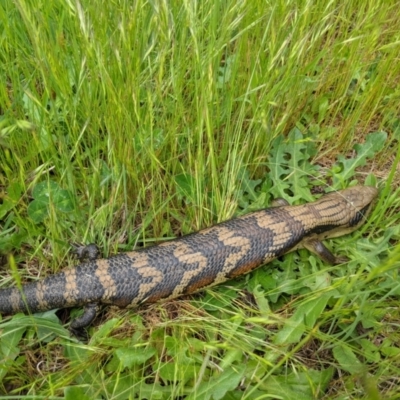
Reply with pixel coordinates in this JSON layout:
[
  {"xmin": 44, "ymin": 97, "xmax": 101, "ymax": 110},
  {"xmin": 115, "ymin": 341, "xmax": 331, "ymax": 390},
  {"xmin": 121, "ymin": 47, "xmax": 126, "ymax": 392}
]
[{"xmin": 0, "ymin": 186, "xmax": 378, "ymax": 329}]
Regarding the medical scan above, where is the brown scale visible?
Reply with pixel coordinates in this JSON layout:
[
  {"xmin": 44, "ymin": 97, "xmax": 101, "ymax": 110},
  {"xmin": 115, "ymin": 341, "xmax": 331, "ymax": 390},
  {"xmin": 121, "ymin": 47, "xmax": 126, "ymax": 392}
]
[{"xmin": 0, "ymin": 186, "xmax": 378, "ymax": 329}]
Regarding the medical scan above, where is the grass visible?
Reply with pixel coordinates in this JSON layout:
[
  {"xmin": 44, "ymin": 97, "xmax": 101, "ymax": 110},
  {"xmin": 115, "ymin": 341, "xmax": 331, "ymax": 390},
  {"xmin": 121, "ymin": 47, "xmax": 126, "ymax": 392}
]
[{"xmin": 1, "ymin": 0, "xmax": 400, "ymax": 398}]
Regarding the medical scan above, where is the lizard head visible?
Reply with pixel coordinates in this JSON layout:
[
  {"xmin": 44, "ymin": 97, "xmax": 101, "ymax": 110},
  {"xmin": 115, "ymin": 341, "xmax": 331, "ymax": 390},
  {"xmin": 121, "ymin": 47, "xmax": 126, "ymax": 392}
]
[{"xmin": 310, "ymin": 185, "xmax": 378, "ymax": 239}]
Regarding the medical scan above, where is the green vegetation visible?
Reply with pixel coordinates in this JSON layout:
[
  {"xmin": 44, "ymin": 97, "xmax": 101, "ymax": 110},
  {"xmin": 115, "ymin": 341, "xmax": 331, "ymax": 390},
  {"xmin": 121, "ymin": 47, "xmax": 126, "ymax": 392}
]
[{"xmin": 1, "ymin": 0, "xmax": 400, "ymax": 398}]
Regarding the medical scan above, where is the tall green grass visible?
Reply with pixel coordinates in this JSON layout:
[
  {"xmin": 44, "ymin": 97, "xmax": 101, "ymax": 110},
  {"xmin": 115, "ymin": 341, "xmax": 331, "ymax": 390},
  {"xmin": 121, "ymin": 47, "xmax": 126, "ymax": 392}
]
[{"xmin": 1, "ymin": 0, "xmax": 400, "ymax": 398}]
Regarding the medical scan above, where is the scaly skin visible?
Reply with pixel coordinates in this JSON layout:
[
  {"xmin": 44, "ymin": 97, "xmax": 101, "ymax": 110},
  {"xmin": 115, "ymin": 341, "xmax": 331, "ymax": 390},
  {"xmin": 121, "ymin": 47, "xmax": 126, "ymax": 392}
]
[{"xmin": 0, "ymin": 186, "xmax": 378, "ymax": 328}]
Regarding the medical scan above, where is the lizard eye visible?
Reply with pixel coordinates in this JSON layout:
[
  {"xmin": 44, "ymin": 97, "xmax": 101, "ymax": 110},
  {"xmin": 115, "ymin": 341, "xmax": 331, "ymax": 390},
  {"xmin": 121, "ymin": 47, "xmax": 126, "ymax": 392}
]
[
  {"xmin": 349, "ymin": 211, "xmax": 363, "ymax": 227},
  {"xmin": 349, "ymin": 205, "xmax": 369, "ymax": 227}
]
